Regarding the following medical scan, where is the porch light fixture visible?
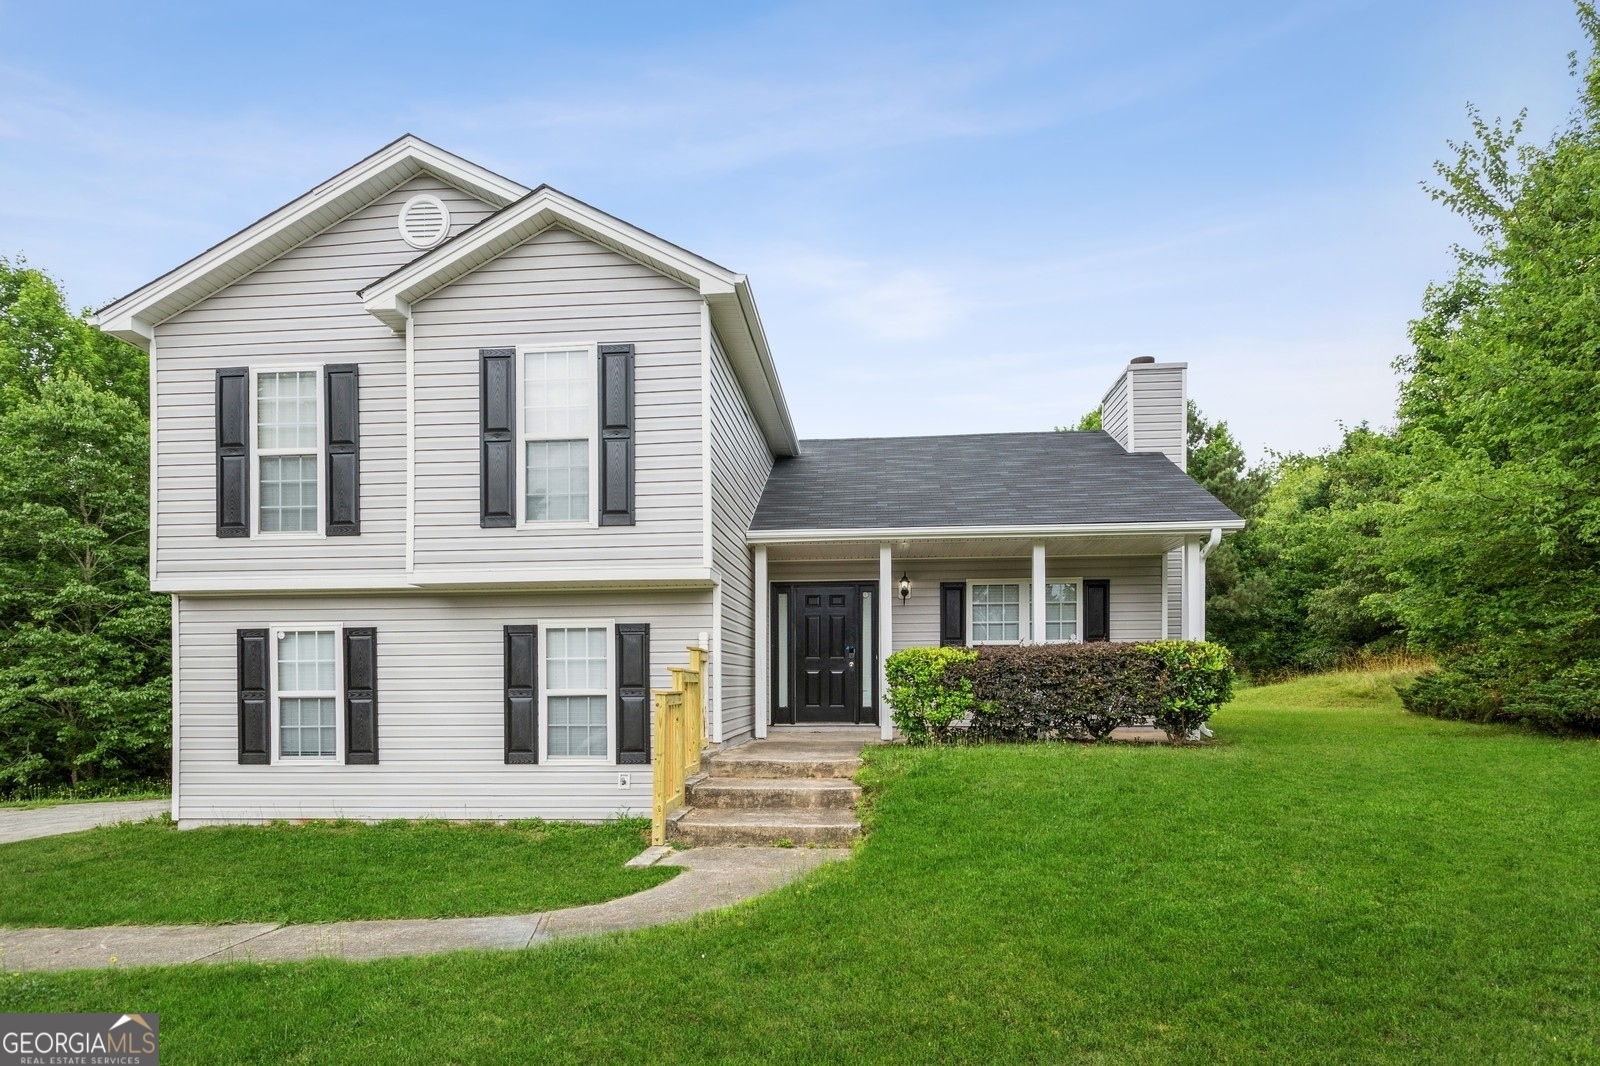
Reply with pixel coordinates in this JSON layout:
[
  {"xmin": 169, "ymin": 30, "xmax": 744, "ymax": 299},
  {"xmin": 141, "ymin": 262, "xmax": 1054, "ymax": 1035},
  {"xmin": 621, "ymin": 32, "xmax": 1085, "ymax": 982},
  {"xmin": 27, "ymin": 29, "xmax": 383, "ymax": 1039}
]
[{"xmin": 898, "ymin": 573, "xmax": 912, "ymax": 604}]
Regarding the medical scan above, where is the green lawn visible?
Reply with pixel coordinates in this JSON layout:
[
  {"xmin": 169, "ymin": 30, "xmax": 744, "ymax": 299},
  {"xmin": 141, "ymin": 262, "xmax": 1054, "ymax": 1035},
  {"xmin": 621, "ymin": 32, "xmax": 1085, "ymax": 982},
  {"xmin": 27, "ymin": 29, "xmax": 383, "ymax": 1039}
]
[
  {"xmin": 0, "ymin": 818, "xmax": 673, "ymax": 927},
  {"xmin": 3, "ymin": 670, "xmax": 1598, "ymax": 1063}
]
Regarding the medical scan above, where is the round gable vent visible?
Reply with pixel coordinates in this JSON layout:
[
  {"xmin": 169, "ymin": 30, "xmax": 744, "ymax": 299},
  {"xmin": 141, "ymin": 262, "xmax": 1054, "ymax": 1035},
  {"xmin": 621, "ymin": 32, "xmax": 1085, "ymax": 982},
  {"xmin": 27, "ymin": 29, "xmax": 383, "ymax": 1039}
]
[{"xmin": 398, "ymin": 193, "xmax": 451, "ymax": 249}]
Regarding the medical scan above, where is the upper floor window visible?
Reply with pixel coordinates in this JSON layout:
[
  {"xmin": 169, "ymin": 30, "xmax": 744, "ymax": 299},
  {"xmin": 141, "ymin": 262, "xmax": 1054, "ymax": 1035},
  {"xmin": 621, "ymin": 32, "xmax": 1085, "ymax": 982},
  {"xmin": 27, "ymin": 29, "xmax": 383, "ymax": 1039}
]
[
  {"xmin": 520, "ymin": 347, "xmax": 597, "ymax": 526},
  {"xmin": 255, "ymin": 369, "xmax": 322, "ymax": 534}
]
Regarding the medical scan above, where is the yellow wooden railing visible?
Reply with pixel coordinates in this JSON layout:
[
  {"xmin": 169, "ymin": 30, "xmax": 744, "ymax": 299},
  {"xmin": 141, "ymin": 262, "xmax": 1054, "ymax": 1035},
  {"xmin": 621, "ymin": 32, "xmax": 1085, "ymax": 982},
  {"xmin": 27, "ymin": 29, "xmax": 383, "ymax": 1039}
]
[{"xmin": 651, "ymin": 645, "xmax": 707, "ymax": 846}]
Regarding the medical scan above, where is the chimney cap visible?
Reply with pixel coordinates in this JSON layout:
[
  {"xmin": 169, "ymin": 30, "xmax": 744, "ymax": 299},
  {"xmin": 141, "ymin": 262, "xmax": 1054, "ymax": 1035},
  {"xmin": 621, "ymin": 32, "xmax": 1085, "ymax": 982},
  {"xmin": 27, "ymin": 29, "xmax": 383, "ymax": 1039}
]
[{"xmin": 1129, "ymin": 356, "xmax": 1156, "ymax": 365}]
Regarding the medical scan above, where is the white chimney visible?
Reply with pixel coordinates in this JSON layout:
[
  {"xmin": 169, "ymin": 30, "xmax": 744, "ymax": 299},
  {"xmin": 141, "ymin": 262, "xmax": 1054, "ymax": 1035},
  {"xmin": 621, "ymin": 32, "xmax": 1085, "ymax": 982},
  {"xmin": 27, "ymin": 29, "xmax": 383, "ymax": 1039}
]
[{"xmin": 1100, "ymin": 357, "xmax": 1187, "ymax": 469}]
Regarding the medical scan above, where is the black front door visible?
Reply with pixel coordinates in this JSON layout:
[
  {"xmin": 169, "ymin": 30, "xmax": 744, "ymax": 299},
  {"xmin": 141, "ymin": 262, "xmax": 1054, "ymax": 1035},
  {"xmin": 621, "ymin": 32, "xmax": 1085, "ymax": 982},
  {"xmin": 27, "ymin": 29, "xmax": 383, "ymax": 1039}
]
[{"xmin": 791, "ymin": 585, "xmax": 861, "ymax": 723}]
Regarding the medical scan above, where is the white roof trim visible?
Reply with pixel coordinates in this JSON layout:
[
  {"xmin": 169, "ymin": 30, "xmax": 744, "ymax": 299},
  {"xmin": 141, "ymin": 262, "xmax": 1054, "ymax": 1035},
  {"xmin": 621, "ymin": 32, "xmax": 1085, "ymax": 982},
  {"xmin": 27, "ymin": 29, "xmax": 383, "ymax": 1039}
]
[
  {"xmin": 746, "ymin": 520, "xmax": 1246, "ymax": 545},
  {"xmin": 92, "ymin": 135, "xmax": 528, "ymax": 349},
  {"xmin": 360, "ymin": 185, "xmax": 801, "ymax": 457}
]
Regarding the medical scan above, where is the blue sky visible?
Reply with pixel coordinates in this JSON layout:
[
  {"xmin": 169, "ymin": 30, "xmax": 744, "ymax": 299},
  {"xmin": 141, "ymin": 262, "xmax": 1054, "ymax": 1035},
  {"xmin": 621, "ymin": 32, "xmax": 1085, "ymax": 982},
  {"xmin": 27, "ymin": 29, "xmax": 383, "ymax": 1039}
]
[{"xmin": 0, "ymin": 1, "xmax": 1587, "ymax": 456}]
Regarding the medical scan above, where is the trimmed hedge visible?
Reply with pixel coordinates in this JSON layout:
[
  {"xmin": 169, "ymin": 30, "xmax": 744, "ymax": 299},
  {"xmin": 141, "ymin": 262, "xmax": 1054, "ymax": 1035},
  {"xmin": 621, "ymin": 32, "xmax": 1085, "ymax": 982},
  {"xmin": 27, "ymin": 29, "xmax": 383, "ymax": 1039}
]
[
  {"xmin": 883, "ymin": 647, "xmax": 979, "ymax": 744},
  {"xmin": 886, "ymin": 641, "xmax": 1237, "ymax": 745}
]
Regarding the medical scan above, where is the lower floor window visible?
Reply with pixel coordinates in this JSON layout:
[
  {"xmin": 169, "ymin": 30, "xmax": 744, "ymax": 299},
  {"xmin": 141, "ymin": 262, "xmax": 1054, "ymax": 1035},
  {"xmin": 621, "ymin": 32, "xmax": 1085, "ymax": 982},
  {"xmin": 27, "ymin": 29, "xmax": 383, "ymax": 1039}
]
[
  {"xmin": 1045, "ymin": 581, "xmax": 1079, "ymax": 641},
  {"xmin": 971, "ymin": 583, "xmax": 1023, "ymax": 643},
  {"xmin": 277, "ymin": 630, "xmax": 337, "ymax": 757},
  {"xmin": 546, "ymin": 626, "xmax": 609, "ymax": 759}
]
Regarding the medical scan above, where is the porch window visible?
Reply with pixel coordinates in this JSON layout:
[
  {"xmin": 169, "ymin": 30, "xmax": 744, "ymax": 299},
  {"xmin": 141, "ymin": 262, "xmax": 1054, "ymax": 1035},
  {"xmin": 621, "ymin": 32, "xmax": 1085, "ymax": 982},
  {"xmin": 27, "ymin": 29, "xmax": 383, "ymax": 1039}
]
[
  {"xmin": 970, "ymin": 583, "xmax": 1024, "ymax": 644},
  {"xmin": 255, "ymin": 370, "xmax": 320, "ymax": 533},
  {"xmin": 1045, "ymin": 581, "xmax": 1080, "ymax": 642},
  {"xmin": 776, "ymin": 591, "xmax": 790, "ymax": 711},
  {"xmin": 545, "ymin": 626, "xmax": 609, "ymax": 758},
  {"xmin": 861, "ymin": 590, "xmax": 873, "ymax": 708},
  {"xmin": 521, "ymin": 348, "xmax": 595, "ymax": 524},
  {"xmin": 276, "ymin": 629, "xmax": 337, "ymax": 758}
]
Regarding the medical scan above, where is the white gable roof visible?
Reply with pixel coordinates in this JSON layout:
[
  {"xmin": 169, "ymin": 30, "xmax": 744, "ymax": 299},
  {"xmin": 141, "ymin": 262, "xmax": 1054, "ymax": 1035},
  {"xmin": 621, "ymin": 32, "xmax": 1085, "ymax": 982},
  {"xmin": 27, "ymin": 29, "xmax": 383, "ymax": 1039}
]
[
  {"xmin": 360, "ymin": 184, "xmax": 799, "ymax": 457},
  {"xmin": 92, "ymin": 135, "xmax": 528, "ymax": 347}
]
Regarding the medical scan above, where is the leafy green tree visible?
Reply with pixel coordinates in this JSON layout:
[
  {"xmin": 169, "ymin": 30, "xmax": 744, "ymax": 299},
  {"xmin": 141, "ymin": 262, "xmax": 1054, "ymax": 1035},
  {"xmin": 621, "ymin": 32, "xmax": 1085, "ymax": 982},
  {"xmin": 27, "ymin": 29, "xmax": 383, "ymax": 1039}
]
[
  {"xmin": 0, "ymin": 257, "xmax": 146, "ymax": 409},
  {"xmin": 0, "ymin": 261, "xmax": 166, "ymax": 790},
  {"xmin": 1387, "ymin": 4, "xmax": 1600, "ymax": 729},
  {"xmin": 1208, "ymin": 428, "xmax": 1406, "ymax": 673}
]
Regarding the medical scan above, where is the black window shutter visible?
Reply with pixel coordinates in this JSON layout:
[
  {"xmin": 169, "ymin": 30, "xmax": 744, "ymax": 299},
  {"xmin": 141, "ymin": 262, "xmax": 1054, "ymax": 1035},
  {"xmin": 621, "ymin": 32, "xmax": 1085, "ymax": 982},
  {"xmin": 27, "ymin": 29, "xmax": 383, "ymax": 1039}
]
[
  {"xmin": 344, "ymin": 627, "xmax": 378, "ymax": 764},
  {"xmin": 1084, "ymin": 580, "xmax": 1111, "ymax": 643},
  {"xmin": 480, "ymin": 349, "xmax": 516, "ymax": 528},
  {"xmin": 216, "ymin": 367, "xmax": 250, "ymax": 538},
  {"xmin": 598, "ymin": 343, "xmax": 635, "ymax": 526},
  {"xmin": 325, "ymin": 364, "xmax": 360, "ymax": 536},
  {"xmin": 505, "ymin": 625, "xmax": 538, "ymax": 764},
  {"xmin": 237, "ymin": 628, "xmax": 270, "ymax": 764},
  {"xmin": 939, "ymin": 582, "xmax": 967, "ymax": 646},
  {"xmin": 616, "ymin": 623, "xmax": 650, "ymax": 764}
]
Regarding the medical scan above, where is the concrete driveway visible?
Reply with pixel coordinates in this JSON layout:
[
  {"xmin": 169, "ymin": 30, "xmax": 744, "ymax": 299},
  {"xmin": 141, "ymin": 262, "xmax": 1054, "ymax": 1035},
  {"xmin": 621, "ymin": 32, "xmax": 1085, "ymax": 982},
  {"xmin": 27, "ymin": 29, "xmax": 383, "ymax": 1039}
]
[{"xmin": 0, "ymin": 799, "xmax": 169, "ymax": 844}]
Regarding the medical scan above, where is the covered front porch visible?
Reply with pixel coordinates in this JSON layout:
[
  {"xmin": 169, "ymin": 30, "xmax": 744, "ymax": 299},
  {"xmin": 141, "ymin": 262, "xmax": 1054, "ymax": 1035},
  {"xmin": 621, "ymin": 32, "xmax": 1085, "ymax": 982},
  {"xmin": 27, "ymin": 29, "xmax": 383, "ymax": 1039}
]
[{"xmin": 749, "ymin": 525, "xmax": 1223, "ymax": 741}]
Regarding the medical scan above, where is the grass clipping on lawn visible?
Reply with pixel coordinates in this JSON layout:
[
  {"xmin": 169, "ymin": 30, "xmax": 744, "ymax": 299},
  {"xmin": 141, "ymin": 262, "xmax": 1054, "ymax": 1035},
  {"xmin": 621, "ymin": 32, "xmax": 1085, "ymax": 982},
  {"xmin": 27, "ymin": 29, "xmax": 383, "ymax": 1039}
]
[
  {"xmin": 3, "ymin": 669, "xmax": 1598, "ymax": 1064},
  {"xmin": 0, "ymin": 818, "xmax": 674, "ymax": 927}
]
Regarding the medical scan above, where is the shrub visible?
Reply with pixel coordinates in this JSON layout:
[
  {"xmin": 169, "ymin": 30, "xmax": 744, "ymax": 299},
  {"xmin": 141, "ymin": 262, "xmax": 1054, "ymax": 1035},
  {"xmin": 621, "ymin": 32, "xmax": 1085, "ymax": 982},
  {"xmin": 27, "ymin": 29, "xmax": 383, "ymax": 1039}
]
[
  {"xmin": 1141, "ymin": 640, "xmax": 1238, "ymax": 742},
  {"xmin": 953, "ymin": 643, "xmax": 1164, "ymax": 742},
  {"xmin": 1400, "ymin": 654, "xmax": 1600, "ymax": 733},
  {"xmin": 884, "ymin": 647, "xmax": 979, "ymax": 744},
  {"xmin": 888, "ymin": 641, "xmax": 1239, "ymax": 745}
]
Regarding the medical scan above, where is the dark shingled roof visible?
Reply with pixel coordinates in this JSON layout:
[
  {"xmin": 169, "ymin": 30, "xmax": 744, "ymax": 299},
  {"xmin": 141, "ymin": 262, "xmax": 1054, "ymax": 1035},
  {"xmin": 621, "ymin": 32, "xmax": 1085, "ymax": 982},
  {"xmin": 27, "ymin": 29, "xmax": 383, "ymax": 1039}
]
[{"xmin": 749, "ymin": 431, "xmax": 1241, "ymax": 532}]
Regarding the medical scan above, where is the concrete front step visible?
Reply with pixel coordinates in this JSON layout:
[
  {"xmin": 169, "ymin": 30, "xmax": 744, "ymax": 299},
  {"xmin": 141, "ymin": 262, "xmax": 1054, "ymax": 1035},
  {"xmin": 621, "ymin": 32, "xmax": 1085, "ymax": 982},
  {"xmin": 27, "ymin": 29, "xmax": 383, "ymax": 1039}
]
[
  {"xmin": 704, "ymin": 744, "xmax": 864, "ymax": 780},
  {"xmin": 669, "ymin": 807, "xmax": 860, "ymax": 847},
  {"xmin": 687, "ymin": 776, "xmax": 861, "ymax": 810}
]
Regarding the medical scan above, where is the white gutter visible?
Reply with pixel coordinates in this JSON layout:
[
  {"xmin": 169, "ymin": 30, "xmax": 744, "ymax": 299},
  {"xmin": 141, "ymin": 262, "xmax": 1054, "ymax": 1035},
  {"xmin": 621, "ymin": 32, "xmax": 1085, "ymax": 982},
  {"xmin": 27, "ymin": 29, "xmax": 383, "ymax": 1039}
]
[{"xmin": 746, "ymin": 519, "xmax": 1246, "ymax": 545}]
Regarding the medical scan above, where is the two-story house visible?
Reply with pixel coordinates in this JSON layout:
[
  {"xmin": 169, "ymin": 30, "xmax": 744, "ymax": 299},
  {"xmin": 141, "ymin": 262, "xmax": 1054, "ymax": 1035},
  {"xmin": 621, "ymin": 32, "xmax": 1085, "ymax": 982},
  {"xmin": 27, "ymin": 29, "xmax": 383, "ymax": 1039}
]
[{"xmin": 94, "ymin": 136, "xmax": 1241, "ymax": 826}]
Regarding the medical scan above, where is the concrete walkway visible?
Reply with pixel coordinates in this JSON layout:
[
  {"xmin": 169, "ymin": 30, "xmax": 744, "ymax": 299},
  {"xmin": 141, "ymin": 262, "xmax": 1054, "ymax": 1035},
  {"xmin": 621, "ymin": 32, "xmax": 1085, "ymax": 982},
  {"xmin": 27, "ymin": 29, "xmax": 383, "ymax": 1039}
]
[
  {"xmin": 0, "ymin": 846, "xmax": 846, "ymax": 972},
  {"xmin": 0, "ymin": 800, "xmax": 168, "ymax": 844}
]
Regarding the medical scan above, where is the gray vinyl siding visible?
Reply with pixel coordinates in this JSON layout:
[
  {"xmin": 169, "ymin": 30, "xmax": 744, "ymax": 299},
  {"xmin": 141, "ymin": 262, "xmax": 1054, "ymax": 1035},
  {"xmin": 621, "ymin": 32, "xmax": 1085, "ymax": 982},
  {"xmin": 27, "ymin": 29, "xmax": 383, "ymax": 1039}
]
[
  {"xmin": 1101, "ymin": 371, "xmax": 1130, "ymax": 450},
  {"xmin": 1129, "ymin": 365, "xmax": 1186, "ymax": 466},
  {"xmin": 152, "ymin": 176, "xmax": 495, "ymax": 585},
  {"xmin": 409, "ymin": 226, "xmax": 705, "ymax": 573},
  {"xmin": 767, "ymin": 554, "xmax": 1167, "ymax": 652},
  {"xmin": 173, "ymin": 590, "xmax": 713, "ymax": 824},
  {"xmin": 709, "ymin": 331, "xmax": 772, "ymax": 743}
]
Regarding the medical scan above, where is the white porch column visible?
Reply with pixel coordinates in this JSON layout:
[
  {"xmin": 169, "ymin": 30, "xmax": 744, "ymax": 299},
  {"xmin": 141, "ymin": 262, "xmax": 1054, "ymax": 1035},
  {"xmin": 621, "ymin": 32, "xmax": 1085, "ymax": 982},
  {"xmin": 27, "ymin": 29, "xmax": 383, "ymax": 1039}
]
[
  {"xmin": 1182, "ymin": 537, "xmax": 1205, "ymax": 640},
  {"xmin": 879, "ymin": 543, "xmax": 894, "ymax": 741},
  {"xmin": 1030, "ymin": 543, "xmax": 1047, "ymax": 644},
  {"xmin": 753, "ymin": 545, "xmax": 769, "ymax": 739}
]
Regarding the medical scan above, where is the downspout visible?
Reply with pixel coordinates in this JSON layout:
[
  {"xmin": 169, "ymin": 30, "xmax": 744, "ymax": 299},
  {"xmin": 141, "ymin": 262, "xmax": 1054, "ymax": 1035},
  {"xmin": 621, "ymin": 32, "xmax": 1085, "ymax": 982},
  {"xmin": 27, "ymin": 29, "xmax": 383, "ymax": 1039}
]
[{"xmin": 1199, "ymin": 526, "xmax": 1222, "ymax": 559}]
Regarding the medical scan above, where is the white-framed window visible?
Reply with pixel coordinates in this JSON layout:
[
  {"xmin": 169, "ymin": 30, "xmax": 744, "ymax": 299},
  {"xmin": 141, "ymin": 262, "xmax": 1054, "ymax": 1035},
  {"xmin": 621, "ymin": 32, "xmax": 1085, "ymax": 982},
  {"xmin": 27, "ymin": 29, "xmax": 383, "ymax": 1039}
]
[
  {"xmin": 271, "ymin": 627, "xmax": 341, "ymax": 762},
  {"xmin": 252, "ymin": 367, "xmax": 323, "ymax": 536},
  {"xmin": 1045, "ymin": 580, "xmax": 1083, "ymax": 643},
  {"xmin": 966, "ymin": 579, "xmax": 1085, "ymax": 645},
  {"xmin": 542, "ymin": 621, "xmax": 612, "ymax": 761},
  {"xmin": 518, "ymin": 345, "xmax": 598, "ymax": 527},
  {"xmin": 969, "ymin": 582, "xmax": 1026, "ymax": 644}
]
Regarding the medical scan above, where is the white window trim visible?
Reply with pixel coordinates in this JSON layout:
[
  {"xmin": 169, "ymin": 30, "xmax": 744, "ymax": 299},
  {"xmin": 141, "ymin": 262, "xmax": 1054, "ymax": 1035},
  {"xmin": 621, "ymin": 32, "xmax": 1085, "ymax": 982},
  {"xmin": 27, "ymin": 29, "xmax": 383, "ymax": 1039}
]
[
  {"xmin": 268, "ymin": 624, "xmax": 344, "ymax": 766},
  {"xmin": 539, "ymin": 618, "xmax": 615, "ymax": 764},
  {"xmin": 249, "ymin": 365, "xmax": 325, "ymax": 539},
  {"xmin": 1043, "ymin": 576, "xmax": 1085, "ymax": 644},
  {"xmin": 965, "ymin": 579, "xmax": 1085, "ymax": 645},
  {"xmin": 516, "ymin": 343, "xmax": 600, "ymax": 531}
]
